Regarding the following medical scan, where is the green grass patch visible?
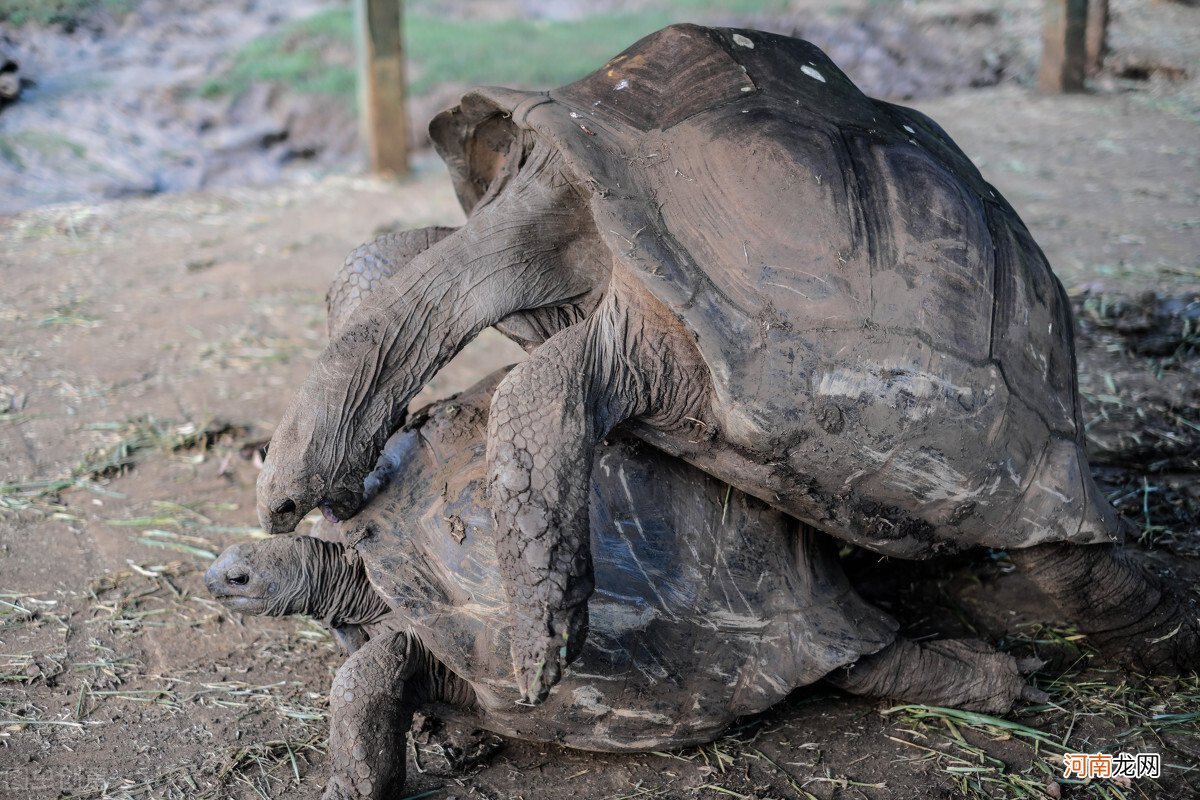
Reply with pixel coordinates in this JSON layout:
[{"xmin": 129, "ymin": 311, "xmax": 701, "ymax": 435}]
[
  {"xmin": 0, "ymin": 135, "xmax": 25, "ymax": 171},
  {"xmin": 0, "ymin": 0, "xmax": 131, "ymax": 26},
  {"xmin": 406, "ymin": 12, "xmax": 677, "ymax": 96},
  {"xmin": 0, "ymin": 131, "xmax": 88, "ymax": 169},
  {"xmin": 196, "ymin": 8, "xmax": 357, "ymax": 102}
]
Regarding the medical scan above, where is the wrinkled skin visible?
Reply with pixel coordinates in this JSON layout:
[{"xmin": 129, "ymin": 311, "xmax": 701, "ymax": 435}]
[
  {"xmin": 258, "ymin": 25, "xmax": 1200, "ymax": 702},
  {"xmin": 256, "ymin": 133, "xmax": 608, "ymax": 532}
]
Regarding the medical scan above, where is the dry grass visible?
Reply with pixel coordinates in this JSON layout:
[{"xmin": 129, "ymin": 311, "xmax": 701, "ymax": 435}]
[
  {"xmin": 2, "ymin": 550, "xmax": 335, "ymax": 800},
  {"xmin": 877, "ymin": 621, "xmax": 1200, "ymax": 800},
  {"xmin": 0, "ymin": 417, "xmax": 250, "ymax": 515}
]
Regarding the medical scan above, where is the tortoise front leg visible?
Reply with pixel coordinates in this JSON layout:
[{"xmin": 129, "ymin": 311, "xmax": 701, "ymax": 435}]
[
  {"xmin": 1010, "ymin": 542, "xmax": 1199, "ymax": 674},
  {"xmin": 323, "ymin": 631, "xmax": 429, "ymax": 800},
  {"xmin": 487, "ymin": 293, "xmax": 709, "ymax": 703},
  {"xmin": 487, "ymin": 324, "xmax": 608, "ymax": 704}
]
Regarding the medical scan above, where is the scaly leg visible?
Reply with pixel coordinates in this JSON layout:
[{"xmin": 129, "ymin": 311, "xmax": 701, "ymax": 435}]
[
  {"xmin": 487, "ymin": 292, "xmax": 708, "ymax": 703},
  {"xmin": 826, "ymin": 637, "xmax": 1043, "ymax": 714},
  {"xmin": 325, "ymin": 226, "xmax": 457, "ymax": 337},
  {"xmin": 1010, "ymin": 542, "xmax": 1199, "ymax": 674},
  {"xmin": 323, "ymin": 631, "xmax": 426, "ymax": 800}
]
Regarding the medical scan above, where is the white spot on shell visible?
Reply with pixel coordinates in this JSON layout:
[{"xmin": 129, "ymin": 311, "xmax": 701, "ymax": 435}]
[
  {"xmin": 903, "ymin": 124, "xmax": 915, "ymax": 133},
  {"xmin": 571, "ymin": 685, "xmax": 612, "ymax": 717},
  {"xmin": 800, "ymin": 64, "xmax": 825, "ymax": 82},
  {"xmin": 739, "ymin": 86, "xmax": 753, "ymax": 92},
  {"xmin": 613, "ymin": 78, "xmax": 629, "ymax": 91},
  {"xmin": 732, "ymin": 33, "xmax": 754, "ymax": 49}
]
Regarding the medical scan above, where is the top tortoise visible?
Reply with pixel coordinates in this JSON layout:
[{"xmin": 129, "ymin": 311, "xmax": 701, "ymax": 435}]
[{"xmin": 259, "ymin": 25, "xmax": 1199, "ymax": 701}]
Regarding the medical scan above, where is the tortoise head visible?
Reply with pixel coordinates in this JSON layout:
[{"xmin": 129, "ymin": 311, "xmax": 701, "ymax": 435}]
[
  {"xmin": 205, "ymin": 536, "xmax": 387, "ymax": 628},
  {"xmin": 205, "ymin": 536, "xmax": 324, "ymax": 617},
  {"xmin": 256, "ymin": 400, "xmax": 353, "ymax": 534}
]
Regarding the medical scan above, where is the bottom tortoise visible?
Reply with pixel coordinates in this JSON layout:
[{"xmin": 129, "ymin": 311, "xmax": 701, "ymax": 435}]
[{"xmin": 209, "ymin": 370, "xmax": 1038, "ymax": 799}]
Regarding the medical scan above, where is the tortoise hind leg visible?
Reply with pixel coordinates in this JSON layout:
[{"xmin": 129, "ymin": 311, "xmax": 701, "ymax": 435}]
[
  {"xmin": 825, "ymin": 637, "xmax": 1043, "ymax": 714},
  {"xmin": 1010, "ymin": 542, "xmax": 1200, "ymax": 675},
  {"xmin": 323, "ymin": 630, "xmax": 467, "ymax": 800}
]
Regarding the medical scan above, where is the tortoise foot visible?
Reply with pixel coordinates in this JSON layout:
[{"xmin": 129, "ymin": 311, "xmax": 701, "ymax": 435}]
[
  {"xmin": 1011, "ymin": 543, "xmax": 1199, "ymax": 676},
  {"xmin": 1088, "ymin": 588, "xmax": 1200, "ymax": 675},
  {"xmin": 510, "ymin": 602, "xmax": 586, "ymax": 705},
  {"xmin": 828, "ymin": 637, "xmax": 1035, "ymax": 714}
]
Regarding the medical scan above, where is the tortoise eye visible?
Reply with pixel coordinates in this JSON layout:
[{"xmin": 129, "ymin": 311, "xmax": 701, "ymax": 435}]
[
  {"xmin": 271, "ymin": 498, "xmax": 296, "ymax": 515},
  {"xmin": 227, "ymin": 572, "xmax": 250, "ymax": 586}
]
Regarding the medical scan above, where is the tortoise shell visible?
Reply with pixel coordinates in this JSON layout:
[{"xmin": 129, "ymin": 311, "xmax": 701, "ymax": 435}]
[
  {"xmin": 340, "ymin": 370, "xmax": 896, "ymax": 751},
  {"xmin": 427, "ymin": 24, "xmax": 1119, "ymax": 557}
]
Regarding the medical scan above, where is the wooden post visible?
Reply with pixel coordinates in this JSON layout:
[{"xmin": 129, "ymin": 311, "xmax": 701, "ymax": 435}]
[
  {"xmin": 1085, "ymin": 0, "xmax": 1108, "ymax": 76},
  {"xmin": 1039, "ymin": 0, "xmax": 1089, "ymax": 92},
  {"xmin": 355, "ymin": 0, "xmax": 409, "ymax": 175}
]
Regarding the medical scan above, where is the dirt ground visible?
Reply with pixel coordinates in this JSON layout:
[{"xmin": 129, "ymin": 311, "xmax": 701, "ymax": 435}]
[{"xmin": 3, "ymin": 11, "xmax": 1200, "ymax": 800}]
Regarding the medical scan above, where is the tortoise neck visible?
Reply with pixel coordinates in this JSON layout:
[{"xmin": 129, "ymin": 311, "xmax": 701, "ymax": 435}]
[{"xmin": 301, "ymin": 538, "xmax": 390, "ymax": 628}]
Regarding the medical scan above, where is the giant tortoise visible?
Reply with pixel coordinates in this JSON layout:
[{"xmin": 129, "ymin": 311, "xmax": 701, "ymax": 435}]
[
  {"xmin": 211, "ymin": 370, "xmax": 1042, "ymax": 800},
  {"xmin": 256, "ymin": 25, "xmax": 1199, "ymax": 701}
]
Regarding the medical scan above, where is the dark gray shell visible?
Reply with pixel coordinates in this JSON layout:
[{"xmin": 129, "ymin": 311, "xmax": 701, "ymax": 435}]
[
  {"xmin": 337, "ymin": 370, "xmax": 896, "ymax": 751},
  {"xmin": 428, "ymin": 24, "xmax": 1119, "ymax": 557}
]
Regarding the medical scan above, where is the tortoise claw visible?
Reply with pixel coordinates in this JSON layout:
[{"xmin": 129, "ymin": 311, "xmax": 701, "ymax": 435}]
[{"xmin": 511, "ymin": 604, "xmax": 586, "ymax": 705}]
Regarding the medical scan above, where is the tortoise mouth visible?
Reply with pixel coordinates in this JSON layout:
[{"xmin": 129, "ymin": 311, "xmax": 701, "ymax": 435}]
[
  {"xmin": 204, "ymin": 576, "xmax": 261, "ymax": 601},
  {"xmin": 208, "ymin": 591, "xmax": 269, "ymax": 614},
  {"xmin": 214, "ymin": 592, "xmax": 260, "ymax": 605},
  {"xmin": 256, "ymin": 490, "xmax": 354, "ymax": 534}
]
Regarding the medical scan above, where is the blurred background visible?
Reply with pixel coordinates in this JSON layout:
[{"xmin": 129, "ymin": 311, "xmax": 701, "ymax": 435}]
[{"xmin": 0, "ymin": 0, "xmax": 1195, "ymax": 213}]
